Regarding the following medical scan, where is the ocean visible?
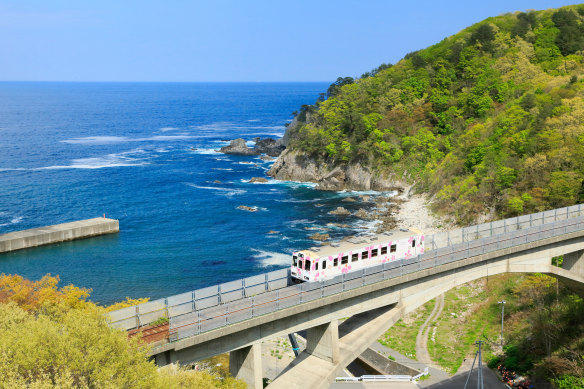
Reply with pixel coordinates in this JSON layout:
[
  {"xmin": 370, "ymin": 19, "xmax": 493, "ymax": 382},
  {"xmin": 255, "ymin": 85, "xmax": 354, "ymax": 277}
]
[{"xmin": 0, "ymin": 82, "xmax": 387, "ymax": 304}]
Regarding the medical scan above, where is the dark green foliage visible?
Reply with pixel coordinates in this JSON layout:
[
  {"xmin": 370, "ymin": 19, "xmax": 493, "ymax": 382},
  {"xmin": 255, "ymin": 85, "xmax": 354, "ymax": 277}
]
[
  {"xmin": 512, "ymin": 12, "xmax": 537, "ymax": 38},
  {"xmin": 552, "ymin": 9, "xmax": 584, "ymax": 55},
  {"xmin": 469, "ymin": 24, "xmax": 496, "ymax": 53},
  {"xmin": 326, "ymin": 77, "xmax": 354, "ymax": 98}
]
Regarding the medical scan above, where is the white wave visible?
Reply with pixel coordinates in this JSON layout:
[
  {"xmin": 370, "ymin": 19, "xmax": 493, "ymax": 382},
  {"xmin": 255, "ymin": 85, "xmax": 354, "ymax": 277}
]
[
  {"xmin": 263, "ymin": 179, "xmax": 318, "ymax": 189},
  {"xmin": 252, "ymin": 249, "xmax": 290, "ymax": 267},
  {"xmin": 62, "ymin": 136, "xmax": 131, "ymax": 145},
  {"xmin": 247, "ymin": 119, "xmax": 260, "ymax": 122},
  {"xmin": 184, "ymin": 183, "xmax": 246, "ymax": 196},
  {"xmin": 0, "ymin": 216, "xmax": 23, "ymax": 228},
  {"xmin": 40, "ymin": 149, "xmax": 149, "ymax": 170},
  {"xmin": 155, "ymin": 147, "xmax": 171, "ymax": 153},
  {"xmin": 61, "ymin": 134, "xmax": 197, "ymax": 145},
  {"xmin": 159, "ymin": 127, "xmax": 180, "ymax": 132},
  {"xmin": 190, "ymin": 148, "xmax": 220, "ymax": 155},
  {"xmin": 285, "ymin": 219, "xmax": 316, "ymax": 227},
  {"xmin": 211, "ymin": 168, "xmax": 233, "ymax": 171}
]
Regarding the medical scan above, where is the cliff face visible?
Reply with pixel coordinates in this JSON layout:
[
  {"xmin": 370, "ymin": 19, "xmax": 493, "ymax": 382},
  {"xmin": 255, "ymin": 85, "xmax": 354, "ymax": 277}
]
[{"xmin": 267, "ymin": 149, "xmax": 404, "ymax": 191}]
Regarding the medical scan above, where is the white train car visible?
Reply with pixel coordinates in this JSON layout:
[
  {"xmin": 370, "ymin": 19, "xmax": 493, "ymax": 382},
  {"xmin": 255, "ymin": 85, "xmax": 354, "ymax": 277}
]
[{"xmin": 291, "ymin": 228, "xmax": 424, "ymax": 282}]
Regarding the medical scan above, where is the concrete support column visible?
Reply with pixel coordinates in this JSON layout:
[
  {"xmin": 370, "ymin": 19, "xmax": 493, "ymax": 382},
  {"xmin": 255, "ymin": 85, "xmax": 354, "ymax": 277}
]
[
  {"xmin": 563, "ymin": 250, "xmax": 584, "ymax": 277},
  {"xmin": 229, "ymin": 343, "xmax": 262, "ymax": 389},
  {"xmin": 306, "ymin": 319, "xmax": 339, "ymax": 363}
]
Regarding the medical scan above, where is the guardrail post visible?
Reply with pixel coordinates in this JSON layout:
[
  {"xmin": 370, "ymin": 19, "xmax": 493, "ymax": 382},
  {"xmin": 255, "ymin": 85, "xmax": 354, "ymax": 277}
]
[
  {"xmin": 265, "ymin": 273, "xmax": 269, "ymax": 292},
  {"xmin": 225, "ymin": 305, "xmax": 229, "ymax": 326},
  {"xmin": 362, "ymin": 269, "xmax": 366, "ymax": 286},
  {"xmin": 164, "ymin": 298, "xmax": 169, "ymax": 320},
  {"xmin": 192, "ymin": 291, "xmax": 196, "ymax": 312},
  {"xmin": 276, "ymin": 290, "xmax": 280, "ymax": 310},
  {"xmin": 218, "ymin": 285, "xmax": 222, "ymax": 304},
  {"xmin": 321, "ymin": 281, "xmax": 325, "ymax": 297},
  {"xmin": 197, "ymin": 311, "xmax": 201, "ymax": 335},
  {"xmin": 467, "ymin": 242, "xmax": 470, "ymax": 258},
  {"xmin": 342, "ymin": 274, "xmax": 346, "ymax": 291},
  {"xmin": 136, "ymin": 305, "xmax": 141, "ymax": 328},
  {"xmin": 251, "ymin": 296, "xmax": 255, "ymax": 318}
]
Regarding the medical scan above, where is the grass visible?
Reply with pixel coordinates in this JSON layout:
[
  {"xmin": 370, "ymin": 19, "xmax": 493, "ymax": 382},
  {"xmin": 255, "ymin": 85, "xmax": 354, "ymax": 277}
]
[
  {"xmin": 427, "ymin": 274, "xmax": 525, "ymax": 374},
  {"xmin": 378, "ymin": 298, "xmax": 436, "ymax": 360}
]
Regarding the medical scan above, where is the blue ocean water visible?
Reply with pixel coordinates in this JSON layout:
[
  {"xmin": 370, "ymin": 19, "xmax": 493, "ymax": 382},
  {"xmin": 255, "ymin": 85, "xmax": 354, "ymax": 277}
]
[{"xmin": 0, "ymin": 82, "xmax": 382, "ymax": 304}]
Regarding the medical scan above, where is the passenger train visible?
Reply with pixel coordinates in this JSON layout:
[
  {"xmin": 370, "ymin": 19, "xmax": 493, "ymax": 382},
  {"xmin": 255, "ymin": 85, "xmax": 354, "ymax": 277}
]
[{"xmin": 291, "ymin": 228, "xmax": 424, "ymax": 282}]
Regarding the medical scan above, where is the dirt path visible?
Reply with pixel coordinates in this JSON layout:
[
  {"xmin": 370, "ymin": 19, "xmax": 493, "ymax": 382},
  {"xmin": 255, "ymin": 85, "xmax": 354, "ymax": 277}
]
[{"xmin": 416, "ymin": 293, "xmax": 445, "ymax": 369}]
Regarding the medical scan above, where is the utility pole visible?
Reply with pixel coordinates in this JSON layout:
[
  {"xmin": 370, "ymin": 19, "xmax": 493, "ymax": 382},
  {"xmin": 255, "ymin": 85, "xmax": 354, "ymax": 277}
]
[
  {"xmin": 463, "ymin": 340, "xmax": 484, "ymax": 389},
  {"xmin": 498, "ymin": 300, "xmax": 506, "ymax": 348}
]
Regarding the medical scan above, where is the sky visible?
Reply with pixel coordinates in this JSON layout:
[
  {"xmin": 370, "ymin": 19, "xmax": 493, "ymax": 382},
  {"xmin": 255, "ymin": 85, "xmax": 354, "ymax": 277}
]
[{"xmin": 1, "ymin": 0, "xmax": 583, "ymax": 82}]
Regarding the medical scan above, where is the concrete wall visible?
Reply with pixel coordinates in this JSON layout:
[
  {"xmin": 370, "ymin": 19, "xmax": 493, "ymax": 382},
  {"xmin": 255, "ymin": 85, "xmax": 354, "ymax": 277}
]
[{"xmin": 0, "ymin": 218, "xmax": 119, "ymax": 253}]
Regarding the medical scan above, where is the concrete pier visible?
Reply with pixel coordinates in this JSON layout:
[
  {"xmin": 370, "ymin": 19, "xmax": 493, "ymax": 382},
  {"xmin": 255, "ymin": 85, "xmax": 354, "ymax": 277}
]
[{"xmin": 0, "ymin": 217, "xmax": 119, "ymax": 253}]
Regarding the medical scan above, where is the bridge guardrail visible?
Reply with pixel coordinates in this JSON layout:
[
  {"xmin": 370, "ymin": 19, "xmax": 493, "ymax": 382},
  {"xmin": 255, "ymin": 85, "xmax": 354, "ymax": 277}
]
[{"xmin": 108, "ymin": 204, "xmax": 584, "ymax": 334}]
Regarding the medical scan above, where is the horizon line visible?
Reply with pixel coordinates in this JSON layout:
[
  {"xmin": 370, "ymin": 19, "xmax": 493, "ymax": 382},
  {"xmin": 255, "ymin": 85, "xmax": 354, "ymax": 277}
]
[{"xmin": 0, "ymin": 80, "xmax": 333, "ymax": 84}]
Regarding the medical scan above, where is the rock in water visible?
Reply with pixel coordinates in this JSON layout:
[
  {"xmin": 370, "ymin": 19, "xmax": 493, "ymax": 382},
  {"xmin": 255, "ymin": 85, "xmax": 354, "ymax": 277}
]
[
  {"xmin": 220, "ymin": 138, "xmax": 260, "ymax": 156},
  {"xmin": 249, "ymin": 177, "xmax": 268, "ymax": 183},
  {"xmin": 254, "ymin": 138, "xmax": 285, "ymax": 157},
  {"xmin": 237, "ymin": 205, "xmax": 258, "ymax": 212},
  {"xmin": 328, "ymin": 206, "xmax": 350, "ymax": 216},
  {"xmin": 309, "ymin": 232, "xmax": 330, "ymax": 241}
]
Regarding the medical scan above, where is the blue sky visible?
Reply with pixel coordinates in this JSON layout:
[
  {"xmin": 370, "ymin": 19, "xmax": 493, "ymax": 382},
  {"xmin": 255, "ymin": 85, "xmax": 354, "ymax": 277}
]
[{"xmin": 1, "ymin": 0, "xmax": 582, "ymax": 82}]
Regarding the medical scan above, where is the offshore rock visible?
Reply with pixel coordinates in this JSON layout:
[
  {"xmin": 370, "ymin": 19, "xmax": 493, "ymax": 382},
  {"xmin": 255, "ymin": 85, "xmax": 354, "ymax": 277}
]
[
  {"xmin": 268, "ymin": 149, "xmax": 404, "ymax": 191},
  {"xmin": 249, "ymin": 177, "xmax": 269, "ymax": 183},
  {"xmin": 220, "ymin": 139, "xmax": 260, "ymax": 156},
  {"xmin": 254, "ymin": 137, "xmax": 285, "ymax": 157},
  {"xmin": 329, "ymin": 207, "xmax": 350, "ymax": 216},
  {"xmin": 237, "ymin": 205, "xmax": 257, "ymax": 212},
  {"xmin": 309, "ymin": 232, "xmax": 330, "ymax": 241}
]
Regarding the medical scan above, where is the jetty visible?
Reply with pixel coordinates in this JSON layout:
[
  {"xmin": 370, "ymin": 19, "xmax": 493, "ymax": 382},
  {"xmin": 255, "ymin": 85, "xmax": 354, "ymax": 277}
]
[{"xmin": 0, "ymin": 217, "xmax": 119, "ymax": 253}]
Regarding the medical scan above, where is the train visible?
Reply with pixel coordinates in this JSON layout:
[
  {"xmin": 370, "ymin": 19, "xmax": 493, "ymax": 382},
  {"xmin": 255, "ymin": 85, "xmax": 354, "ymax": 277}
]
[{"xmin": 291, "ymin": 228, "xmax": 424, "ymax": 282}]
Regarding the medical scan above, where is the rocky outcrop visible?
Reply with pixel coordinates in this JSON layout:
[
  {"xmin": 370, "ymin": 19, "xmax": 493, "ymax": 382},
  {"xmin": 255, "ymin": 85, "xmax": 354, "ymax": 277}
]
[
  {"xmin": 309, "ymin": 232, "xmax": 330, "ymax": 241},
  {"xmin": 329, "ymin": 207, "xmax": 350, "ymax": 216},
  {"xmin": 254, "ymin": 138, "xmax": 285, "ymax": 157},
  {"xmin": 237, "ymin": 205, "xmax": 257, "ymax": 212},
  {"xmin": 267, "ymin": 149, "xmax": 405, "ymax": 191},
  {"xmin": 220, "ymin": 139, "xmax": 259, "ymax": 156},
  {"xmin": 249, "ymin": 177, "xmax": 268, "ymax": 183}
]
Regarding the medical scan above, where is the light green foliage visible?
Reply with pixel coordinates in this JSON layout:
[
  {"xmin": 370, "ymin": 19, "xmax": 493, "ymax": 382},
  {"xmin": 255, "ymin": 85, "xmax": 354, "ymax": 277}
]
[
  {"xmin": 287, "ymin": 4, "xmax": 584, "ymax": 223},
  {"xmin": 0, "ymin": 275, "xmax": 246, "ymax": 389}
]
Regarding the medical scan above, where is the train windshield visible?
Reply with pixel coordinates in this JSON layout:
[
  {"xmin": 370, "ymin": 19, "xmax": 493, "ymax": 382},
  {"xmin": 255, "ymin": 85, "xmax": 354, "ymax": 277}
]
[
  {"xmin": 304, "ymin": 260, "xmax": 311, "ymax": 271},
  {"xmin": 293, "ymin": 255, "xmax": 297, "ymax": 266}
]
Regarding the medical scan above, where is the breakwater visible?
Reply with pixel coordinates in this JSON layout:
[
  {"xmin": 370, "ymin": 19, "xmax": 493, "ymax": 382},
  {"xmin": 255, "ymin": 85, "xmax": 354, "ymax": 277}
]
[{"xmin": 0, "ymin": 218, "xmax": 119, "ymax": 253}]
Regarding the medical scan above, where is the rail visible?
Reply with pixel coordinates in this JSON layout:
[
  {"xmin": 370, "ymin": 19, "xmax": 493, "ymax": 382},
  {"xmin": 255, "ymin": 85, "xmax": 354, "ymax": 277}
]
[{"xmin": 107, "ymin": 204, "xmax": 584, "ymax": 340}]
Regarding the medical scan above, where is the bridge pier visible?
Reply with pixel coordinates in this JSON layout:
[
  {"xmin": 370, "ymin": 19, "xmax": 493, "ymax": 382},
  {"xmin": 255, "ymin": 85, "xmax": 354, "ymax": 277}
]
[
  {"xmin": 564, "ymin": 250, "xmax": 584, "ymax": 277},
  {"xmin": 306, "ymin": 319, "xmax": 339, "ymax": 363},
  {"xmin": 229, "ymin": 343, "xmax": 262, "ymax": 389}
]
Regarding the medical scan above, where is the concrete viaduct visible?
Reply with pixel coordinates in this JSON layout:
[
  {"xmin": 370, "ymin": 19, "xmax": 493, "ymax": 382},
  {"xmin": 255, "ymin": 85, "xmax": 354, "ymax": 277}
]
[{"xmin": 146, "ymin": 209, "xmax": 584, "ymax": 389}]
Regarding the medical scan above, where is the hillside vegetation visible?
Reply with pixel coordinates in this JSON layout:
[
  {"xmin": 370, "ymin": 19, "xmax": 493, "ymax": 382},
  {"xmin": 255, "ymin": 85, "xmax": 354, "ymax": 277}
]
[
  {"xmin": 0, "ymin": 274, "xmax": 245, "ymax": 389},
  {"xmin": 286, "ymin": 4, "xmax": 584, "ymax": 223}
]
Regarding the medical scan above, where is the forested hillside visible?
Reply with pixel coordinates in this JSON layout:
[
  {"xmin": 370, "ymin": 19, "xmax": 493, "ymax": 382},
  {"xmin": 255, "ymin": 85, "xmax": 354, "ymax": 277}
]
[{"xmin": 284, "ymin": 4, "xmax": 584, "ymax": 223}]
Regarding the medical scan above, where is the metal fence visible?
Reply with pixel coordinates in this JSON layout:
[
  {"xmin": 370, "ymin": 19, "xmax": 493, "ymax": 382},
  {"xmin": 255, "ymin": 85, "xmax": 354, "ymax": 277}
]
[
  {"xmin": 108, "ymin": 204, "xmax": 584, "ymax": 339},
  {"xmin": 108, "ymin": 268, "xmax": 289, "ymax": 330}
]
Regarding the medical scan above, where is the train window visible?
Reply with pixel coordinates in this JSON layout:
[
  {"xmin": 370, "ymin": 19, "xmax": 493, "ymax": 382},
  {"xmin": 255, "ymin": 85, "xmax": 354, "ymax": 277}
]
[
  {"xmin": 341, "ymin": 255, "xmax": 348, "ymax": 265},
  {"xmin": 304, "ymin": 260, "xmax": 311, "ymax": 271},
  {"xmin": 412, "ymin": 239, "xmax": 416, "ymax": 247},
  {"xmin": 371, "ymin": 249, "xmax": 378, "ymax": 257},
  {"xmin": 352, "ymin": 253, "xmax": 359, "ymax": 262},
  {"xmin": 381, "ymin": 246, "xmax": 387, "ymax": 255},
  {"xmin": 298, "ymin": 260, "xmax": 303, "ymax": 269},
  {"xmin": 322, "ymin": 261, "xmax": 327, "ymax": 269},
  {"xmin": 334, "ymin": 258, "xmax": 338, "ymax": 267},
  {"xmin": 293, "ymin": 255, "xmax": 297, "ymax": 266},
  {"xmin": 390, "ymin": 244, "xmax": 396, "ymax": 253},
  {"xmin": 362, "ymin": 251, "xmax": 368, "ymax": 259},
  {"xmin": 315, "ymin": 262, "xmax": 319, "ymax": 271}
]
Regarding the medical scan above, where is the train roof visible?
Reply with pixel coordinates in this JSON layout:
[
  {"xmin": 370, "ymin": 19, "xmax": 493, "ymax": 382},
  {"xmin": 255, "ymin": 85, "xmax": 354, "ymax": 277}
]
[{"xmin": 298, "ymin": 227, "xmax": 423, "ymax": 258}]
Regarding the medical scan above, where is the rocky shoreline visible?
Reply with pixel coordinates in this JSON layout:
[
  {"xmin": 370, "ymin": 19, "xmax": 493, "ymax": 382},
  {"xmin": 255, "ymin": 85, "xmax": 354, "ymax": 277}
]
[{"xmin": 218, "ymin": 135, "xmax": 448, "ymax": 237}]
